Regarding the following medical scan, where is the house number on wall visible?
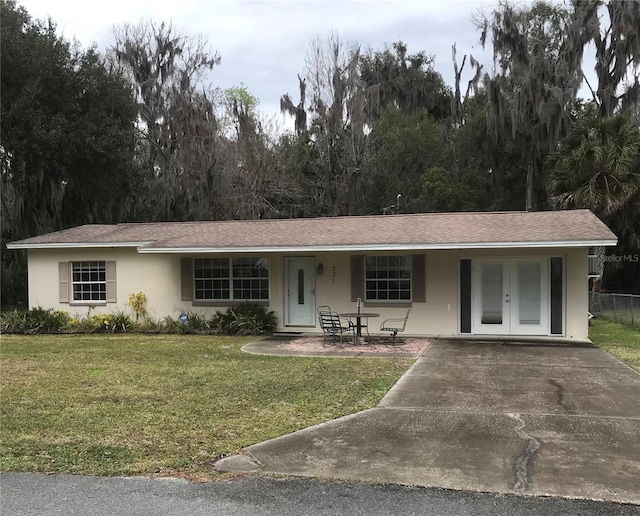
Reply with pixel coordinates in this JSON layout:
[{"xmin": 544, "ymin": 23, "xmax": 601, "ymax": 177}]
[{"xmin": 332, "ymin": 265, "xmax": 336, "ymax": 284}]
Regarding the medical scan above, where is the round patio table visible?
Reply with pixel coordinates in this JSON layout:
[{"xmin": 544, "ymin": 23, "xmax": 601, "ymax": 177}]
[{"xmin": 340, "ymin": 312, "xmax": 380, "ymax": 345}]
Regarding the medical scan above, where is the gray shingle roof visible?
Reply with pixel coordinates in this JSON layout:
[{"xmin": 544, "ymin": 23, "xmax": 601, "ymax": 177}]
[{"xmin": 7, "ymin": 210, "xmax": 617, "ymax": 251}]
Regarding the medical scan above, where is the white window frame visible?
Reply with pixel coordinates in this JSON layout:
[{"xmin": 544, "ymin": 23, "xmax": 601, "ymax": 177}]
[
  {"xmin": 72, "ymin": 261, "xmax": 107, "ymax": 302},
  {"xmin": 194, "ymin": 257, "xmax": 269, "ymax": 302},
  {"xmin": 365, "ymin": 255, "xmax": 412, "ymax": 302}
]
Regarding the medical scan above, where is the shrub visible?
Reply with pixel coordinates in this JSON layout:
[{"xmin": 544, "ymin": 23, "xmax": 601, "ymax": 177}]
[
  {"xmin": 160, "ymin": 312, "xmax": 212, "ymax": 334},
  {"xmin": 90, "ymin": 314, "xmax": 110, "ymax": 332},
  {"xmin": 127, "ymin": 292, "xmax": 147, "ymax": 321},
  {"xmin": 108, "ymin": 311, "xmax": 134, "ymax": 333},
  {"xmin": 160, "ymin": 315, "xmax": 182, "ymax": 334},
  {"xmin": 86, "ymin": 312, "xmax": 133, "ymax": 333},
  {"xmin": 67, "ymin": 315, "xmax": 99, "ymax": 333},
  {"xmin": 0, "ymin": 309, "xmax": 28, "ymax": 333},
  {"xmin": 211, "ymin": 303, "xmax": 277, "ymax": 335},
  {"xmin": 1, "ymin": 305, "xmax": 277, "ymax": 336},
  {"xmin": 28, "ymin": 307, "xmax": 70, "ymax": 333},
  {"xmin": 135, "ymin": 316, "xmax": 162, "ymax": 333},
  {"xmin": 0, "ymin": 307, "xmax": 70, "ymax": 334},
  {"xmin": 180, "ymin": 311, "xmax": 211, "ymax": 334}
]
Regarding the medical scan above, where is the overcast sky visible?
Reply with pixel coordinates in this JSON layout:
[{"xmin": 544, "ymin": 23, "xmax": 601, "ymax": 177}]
[{"xmin": 17, "ymin": 0, "xmax": 507, "ymax": 126}]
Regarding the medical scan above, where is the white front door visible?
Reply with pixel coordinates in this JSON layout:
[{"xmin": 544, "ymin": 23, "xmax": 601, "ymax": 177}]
[
  {"xmin": 473, "ymin": 258, "xmax": 549, "ymax": 335},
  {"xmin": 285, "ymin": 257, "xmax": 316, "ymax": 326}
]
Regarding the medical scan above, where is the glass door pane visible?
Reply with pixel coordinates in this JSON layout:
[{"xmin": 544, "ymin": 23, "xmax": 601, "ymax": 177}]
[
  {"xmin": 297, "ymin": 269, "xmax": 305, "ymax": 304},
  {"xmin": 481, "ymin": 263, "xmax": 504, "ymax": 324},
  {"xmin": 517, "ymin": 262, "xmax": 541, "ymax": 325}
]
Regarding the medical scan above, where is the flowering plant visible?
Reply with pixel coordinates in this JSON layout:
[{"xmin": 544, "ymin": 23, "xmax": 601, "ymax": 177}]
[{"xmin": 127, "ymin": 292, "xmax": 147, "ymax": 321}]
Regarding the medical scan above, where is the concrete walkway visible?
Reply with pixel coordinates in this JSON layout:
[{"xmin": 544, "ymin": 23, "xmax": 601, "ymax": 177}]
[{"xmin": 216, "ymin": 340, "xmax": 640, "ymax": 504}]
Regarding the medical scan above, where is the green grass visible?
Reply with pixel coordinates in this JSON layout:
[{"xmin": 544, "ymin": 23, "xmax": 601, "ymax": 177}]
[
  {"xmin": 589, "ymin": 318, "xmax": 640, "ymax": 372},
  {"xmin": 0, "ymin": 334, "xmax": 412, "ymax": 480}
]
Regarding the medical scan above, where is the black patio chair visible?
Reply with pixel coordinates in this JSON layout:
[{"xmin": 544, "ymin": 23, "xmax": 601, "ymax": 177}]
[
  {"xmin": 317, "ymin": 305, "xmax": 331, "ymax": 333},
  {"xmin": 319, "ymin": 310, "xmax": 355, "ymax": 346},
  {"xmin": 317, "ymin": 305, "xmax": 331, "ymax": 316}
]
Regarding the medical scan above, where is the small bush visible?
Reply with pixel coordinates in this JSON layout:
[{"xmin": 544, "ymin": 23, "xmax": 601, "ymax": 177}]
[
  {"xmin": 127, "ymin": 292, "xmax": 147, "ymax": 321},
  {"xmin": 67, "ymin": 315, "xmax": 99, "ymax": 333},
  {"xmin": 0, "ymin": 307, "xmax": 69, "ymax": 334},
  {"xmin": 108, "ymin": 311, "xmax": 134, "ymax": 333},
  {"xmin": 90, "ymin": 314, "xmax": 110, "ymax": 332},
  {"xmin": 135, "ymin": 316, "xmax": 162, "ymax": 333},
  {"xmin": 88, "ymin": 312, "xmax": 133, "ymax": 333},
  {"xmin": 0, "ymin": 309, "xmax": 28, "ymax": 333},
  {"xmin": 160, "ymin": 315, "xmax": 182, "ymax": 334},
  {"xmin": 160, "ymin": 312, "xmax": 212, "ymax": 334},
  {"xmin": 28, "ymin": 307, "xmax": 70, "ymax": 333},
  {"xmin": 180, "ymin": 311, "xmax": 211, "ymax": 334},
  {"xmin": 211, "ymin": 303, "xmax": 277, "ymax": 335}
]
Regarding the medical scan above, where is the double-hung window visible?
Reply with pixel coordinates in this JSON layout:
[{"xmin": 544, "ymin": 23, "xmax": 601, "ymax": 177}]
[
  {"xmin": 232, "ymin": 257, "xmax": 269, "ymax": 300},
  {"xmin": 59, "ymin": 261, "xmax": 115, "ymax": 304},
  {"xmin": 72, "ymin": 261, "xmax": 106, "ymax": 301},
  {"xmin": 365, "ymin": 256, "xmax": 412, "ymax": 301},
  {"xmin": 194, "ymin": 257, "xmax": 269, "ymax": 301},
  {"xmin": 194, "ymin": 258, "xmax": 229, "ymax": 300}
]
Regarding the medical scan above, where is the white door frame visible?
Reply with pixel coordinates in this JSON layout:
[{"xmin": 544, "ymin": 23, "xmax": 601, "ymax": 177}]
[
  {"xmin": 284, "ymin": 257, "xmax": 316, "ymax": 326},
  {"xmin": 472, "ymin": 257, "xmax": 549, "ymax": 336}
]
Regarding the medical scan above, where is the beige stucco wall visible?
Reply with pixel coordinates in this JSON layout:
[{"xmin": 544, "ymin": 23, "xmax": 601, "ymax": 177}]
[
  {"xmin": 422, "ymin": 248, "xmax": 589, "ymax": 339},
  {"xmin": 27, "ymin": 248, "xmax": 183, "ymax": 320},
  {"xmin": 565, "ymin": 247, "xmax": 590, "ymax": 339},
  {"xmin": 310, "ymin": 248, "xmax": 589, "ymax": 339},
  {"xmin": 26, "ymin": 246, "xmax": 590, "ymax": 339}
]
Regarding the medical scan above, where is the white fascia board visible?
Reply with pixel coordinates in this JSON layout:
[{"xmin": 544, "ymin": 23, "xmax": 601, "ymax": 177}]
[
  {"xmin": 138, "ymin": 239, "xmax": 618, "ymax": 254},
  {"xmin": 5, "ymin": 242, "xmax": 151, "ymax": 250}
]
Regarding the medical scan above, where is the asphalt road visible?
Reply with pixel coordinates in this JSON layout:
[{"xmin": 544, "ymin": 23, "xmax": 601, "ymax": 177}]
[{"xmin": 1, "ymin": 473, "xmax": 638, "ymax": 516}]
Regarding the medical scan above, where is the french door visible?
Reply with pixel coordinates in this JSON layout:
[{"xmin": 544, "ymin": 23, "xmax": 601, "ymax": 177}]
[{"xmin": 472, "ymin": 258, "xmax": 549, "ymax": 335}]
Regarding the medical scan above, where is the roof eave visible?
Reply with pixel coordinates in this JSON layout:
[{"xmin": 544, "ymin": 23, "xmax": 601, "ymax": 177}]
[
  {"xmin": 137, "ymin": 239, "xmax": 618, "ymax": 254},
  {"xmin": 5, "ymin": 242, "xmax": 151, "ymax": 250}
]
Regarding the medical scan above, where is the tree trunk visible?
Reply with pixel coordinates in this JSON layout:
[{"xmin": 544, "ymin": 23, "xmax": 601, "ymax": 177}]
[{"xmin": 525, "ymin": 163, "xmax": 534, "ymax": 212}]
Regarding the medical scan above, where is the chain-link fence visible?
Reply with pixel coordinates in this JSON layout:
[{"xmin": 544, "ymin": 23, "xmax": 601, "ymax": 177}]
[{"xmin": 590, "ymin": 292, "xmax": 640, "ymax": 328}]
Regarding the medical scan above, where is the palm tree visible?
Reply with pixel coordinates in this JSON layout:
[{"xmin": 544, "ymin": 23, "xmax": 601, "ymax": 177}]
[
  {"xmin": 547, "ymin": 112, "xmax": 640, "ymax": 290},
  {"xmin": 547, "ymin": 113, "xmax": 640, "ymax": 222}
]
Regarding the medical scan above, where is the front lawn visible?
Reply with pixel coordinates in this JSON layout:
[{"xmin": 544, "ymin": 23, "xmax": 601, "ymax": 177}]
[
  {"xmin": 0, "ymin": 334, "xmax": 412, "ymax": 480},
  {"xmin": 589, "ymin": 318, "xmax": 640, "ymax": 372}
]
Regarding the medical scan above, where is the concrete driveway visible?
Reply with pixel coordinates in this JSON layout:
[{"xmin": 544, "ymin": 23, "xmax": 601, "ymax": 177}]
[{"xmin": 216, "ymin": 340, "xmax": 640, "ymax": 504}]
